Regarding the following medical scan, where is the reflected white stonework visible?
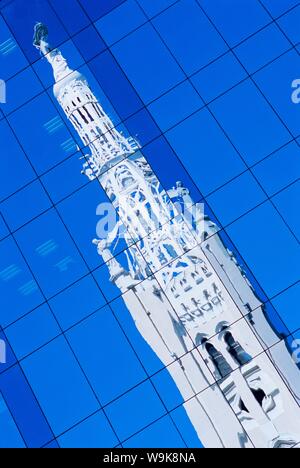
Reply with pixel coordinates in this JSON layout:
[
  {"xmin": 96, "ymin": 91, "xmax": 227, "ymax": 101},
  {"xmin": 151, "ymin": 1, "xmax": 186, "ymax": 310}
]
[{"xmin": 34, "ymin": 24, "xmax": 300, "ymax": 448}]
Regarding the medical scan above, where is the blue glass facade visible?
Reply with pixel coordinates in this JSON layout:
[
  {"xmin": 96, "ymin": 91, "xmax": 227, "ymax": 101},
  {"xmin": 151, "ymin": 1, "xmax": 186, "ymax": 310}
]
[{"xmin": 0, "ymin": 0, "xmax": 299, "ymax": 448}]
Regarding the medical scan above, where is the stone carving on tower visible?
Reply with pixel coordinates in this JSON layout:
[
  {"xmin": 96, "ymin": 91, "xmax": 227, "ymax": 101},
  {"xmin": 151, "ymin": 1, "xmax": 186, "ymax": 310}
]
[{"xmin": 33, "ymin": 23, "xmax": 300, "ymax": 448}]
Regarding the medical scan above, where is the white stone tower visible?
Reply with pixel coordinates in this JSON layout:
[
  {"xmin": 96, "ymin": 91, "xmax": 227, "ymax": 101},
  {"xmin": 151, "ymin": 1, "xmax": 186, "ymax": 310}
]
[{"xmin": 34, "ymin": 23, "xmax": 300, "ymax": 448}]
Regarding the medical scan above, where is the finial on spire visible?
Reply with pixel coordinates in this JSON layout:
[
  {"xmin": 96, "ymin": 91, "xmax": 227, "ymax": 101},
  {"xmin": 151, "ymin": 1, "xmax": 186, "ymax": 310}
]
[
  {"xmin": 32, "ymin": 23, "xmax": 73, "ymax": 87},
  {"xmin": 33, "ymin": 22, "xmax": 49, "ymax": 50}
]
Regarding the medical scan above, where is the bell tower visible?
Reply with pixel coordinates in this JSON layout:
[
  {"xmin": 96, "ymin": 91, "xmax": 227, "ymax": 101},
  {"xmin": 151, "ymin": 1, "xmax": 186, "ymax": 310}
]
[{"xmin": 33, "ymin": 23, "xmax": 300, "ymax": 448}]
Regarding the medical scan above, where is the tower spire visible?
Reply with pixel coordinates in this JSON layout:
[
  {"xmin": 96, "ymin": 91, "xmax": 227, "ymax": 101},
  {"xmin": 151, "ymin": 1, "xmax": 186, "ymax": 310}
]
[
  {"xmin": 33, "ymin": 22, "xmax": 72, "ymax": 83},
  {"xmin": 34, "ymin": 24, "xmax": 300, "ymax": 449},
  {"xmin": 33, "ymin": 22, "xmax": 138, "ymax": 176}
]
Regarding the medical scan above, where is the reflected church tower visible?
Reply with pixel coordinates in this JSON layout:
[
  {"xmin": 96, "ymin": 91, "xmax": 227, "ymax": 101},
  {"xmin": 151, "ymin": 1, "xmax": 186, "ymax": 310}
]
[{"xmin": 34, "ymin": 23, "xmax": 300, "ymax": 448}]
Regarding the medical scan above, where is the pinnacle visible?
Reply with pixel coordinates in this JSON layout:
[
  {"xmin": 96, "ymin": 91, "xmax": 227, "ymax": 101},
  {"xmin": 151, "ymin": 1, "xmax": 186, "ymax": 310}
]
[{"xmin": 33, "ymin": 22, "xmax": 49, "ymax": 48}]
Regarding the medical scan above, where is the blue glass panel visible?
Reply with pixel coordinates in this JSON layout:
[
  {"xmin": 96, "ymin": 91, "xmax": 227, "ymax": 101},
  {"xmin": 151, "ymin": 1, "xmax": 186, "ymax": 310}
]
[
  {"xmin": 148, "ymin": 80, "xmax": 203, "ymax": 131},
  {"xmin": 273, "ymin": 181, "xmax": 300, "ymax": 241},
  {"xmin": 226, "ymin": 202, "xmax": 300, "ymax": 297},
  {"xmin": 66, "ymin": 306, "xmax": 147, "ymax": 405},
  {"xmin": 14, "ymin": 209, "xmax": 89, "ymax": 298},
  {"xmin": 123, "ymin": 107, "xmax": 161, "ymax": 147},
  {"xmin": 21, "ymin": 336, "xmax": 100, "ymax": 435},
  {"xmin": 0, "ymin": 16, "xmax": 28, "ymax": 81},
  {"xmin": 207, "ymin": 171, "xmax": 266, "ymax": 227},
  {"xmin": 78, "ymin": 0, "xmax": 127, "ymax": 21},
  {"xmin": 58, "ymin": 411, "xmax": 118, "ymax": 448},
  {"xmin": 0, "ymin": 214, "xmax": 9, "ymax": 241},
  {"xmin": 89, "ymin": 50, "xmax": 143, "ymax": 120},
  {"xmin": 0, "ymin": 121, "xmax": 36, "ymax": 199},
  {"xmin": 0, "ymin": 364, "xmax": 54, "ymax": 447},
  {"xmin": 166, "ymin": 108, "xmax": 246, "ymax": 195},
  {"xmin": 0, "ymin": 237, "xmax": 44, "ymax": 327},
  {"xmin": 171, "ymin": 403, "xmax": 203, "ymax": 448},
  {"xmin": 210, "ymin": 80, "xmax": 291, "ymax": 166},
  {"xmin": 41, "ymin": 150, "xmax": 90, "ymax": 204},
  {"xmin": 96, "ymin": 0, "xmax": 147, "ymax": 45},
  {"xmin": 151, "ymin": 366, "xmax": 184, "ymax": 411},
  {"xmin": 3, "ymin": 67, "xmax": 43, "ymax": 116},
  {"xmin": 73, "ymin": 25, "xmax": 106, "ymax": 62},
  {"xmin": 191, "ymin": 52, "xmax": 246, "ymax": 103},
  {"xmin": 278, "ymin": 5, "xmax": 300, "ymax": 45},
  {"xmin": 6, "ymin": 304, "xmax": 61, "ymax": 359},
  {"xmin": 57, "ymin": 180, "xmax": 113, "ymax": 270},
  {"xmin": 261, "ymin": 0, "xmax": 299, "ymax": 18},
  {"xmin": 235, "ymin": 24, "xmax": 290, "ymax": 74},
  {"xmin": 272, "ymin": 283, "xmax": 300, "ymax": 334},
  {"xmin": 111, "ymin": 23, "xmax": 185, "ymax": 103},
  {"xmin": 8, "ymin": 93, "xmax": 77, "ymax": 175},
  {"xmin": 252, "ymin": 142, "xmax": 300, "ymax": 196},
  {"xmin": 154, "ymin": 0, "xmax": 227, "ymax": 75},
  {"xmin": 199, "ymin": 0, "xmax": 270, "ymax": 47},
  {"xmin": 254, "ymin": 50, "xmax": 300, "ymax": 137},
  {"xmin": 137, "ymin": 0, "xmax": 176, "ymax": 17},
  {"xmin": 0, "ymin": 393, "xmax": 25, "ymax": 448},
  {"xmin": 105, "ymin": 380, "xmax": 166, "ymax": 440},
  {"xmin": 49, "ymin": 0, "xmax": 90, "ymax": 35},
  {"xmin": 1, "ymin": 180, "xmax": 51, "ymax": 231},
  {"xmin": 44, "ymin": 440, "xmax": 60, "ymax": 448},
  {"xmin": 123, "ymin": 415, "xmax": 186, "ymax": 448},
  {"xmin": 50, "ymin": 275, "xmax": 107, "ymax": 331}
]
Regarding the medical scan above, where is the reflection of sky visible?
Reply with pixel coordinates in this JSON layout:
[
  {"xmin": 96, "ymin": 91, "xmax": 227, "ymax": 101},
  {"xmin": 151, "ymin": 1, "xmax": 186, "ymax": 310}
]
[
  {"xmin": 2, "ymin": 0, "xmax": 69, "ymax": 62},
  {"xmin": 0, "ymin": 393, "xmax": 25, "ymax": 448},
  {"xmin": 0, "ymin": 0, "xmax": 299, "ymax": 449}
]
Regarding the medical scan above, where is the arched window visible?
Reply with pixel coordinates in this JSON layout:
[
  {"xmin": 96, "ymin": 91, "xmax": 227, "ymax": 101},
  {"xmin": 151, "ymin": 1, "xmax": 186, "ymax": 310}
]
[
  {"xmin": 238, "ymin": 387, "xmax": 268, "ymax": 415},
  {"xmin": 204, "ymin": 341, "xmax": 233, "ymax": 378},
  {"xmin": 224, "ymin": 332, "xmax": 252, "ymax": 366},
  {"xmin": 251, "ymin": 388, "xmax": 266, "ymax": 407}
]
